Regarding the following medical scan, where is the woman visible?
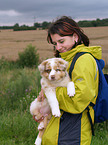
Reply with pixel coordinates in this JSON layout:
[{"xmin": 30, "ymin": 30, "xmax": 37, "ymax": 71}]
[{"xmin": 36, "ymin": 16, "xmax": 102, "ymax": 145}]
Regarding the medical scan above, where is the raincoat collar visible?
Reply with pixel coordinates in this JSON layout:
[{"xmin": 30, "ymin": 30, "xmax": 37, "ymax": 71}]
[{"xmin": 60, "ymin": 44, "xmax": 102, "ymax": 62}]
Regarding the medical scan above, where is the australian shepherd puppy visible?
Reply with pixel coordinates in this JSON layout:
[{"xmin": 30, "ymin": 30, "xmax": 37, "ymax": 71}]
[
  {"xmin": 30, "ymin": 58, "xmax": 75, "ymax": 145},
  {"xmin": 38, "ymin": 58, "xmax": 75, "ymax": 117}
]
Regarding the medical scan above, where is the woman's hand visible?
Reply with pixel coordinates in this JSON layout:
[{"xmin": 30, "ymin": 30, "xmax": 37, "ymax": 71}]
[
  {"xmin": 33, "ymin": 115, "xmax": 44, "ymax": 123},
  {"xmin": 37, "ymin": 88, "xmax": 45, "ymax": 102}
]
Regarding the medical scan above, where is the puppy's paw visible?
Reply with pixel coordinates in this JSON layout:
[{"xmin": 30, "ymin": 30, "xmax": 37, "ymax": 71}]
[
  {"xmin": 38, "ymin": 122, "xmax": 44, "ymax": 130},
  {"xmin": 52, "ymin": 108, "xmax": 61, "ymax": 117},
  {"xmin": 35, "ymin": 137, "xmax": 42, "ymax": 145},
  {"xmin": 67, "ymin": 82, "xmax": 75, "ymax": 97}
]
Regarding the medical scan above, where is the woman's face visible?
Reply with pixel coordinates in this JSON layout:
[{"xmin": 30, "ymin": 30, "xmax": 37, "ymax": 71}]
[{"xmin": 51, "ymin": 33, "xmax": 78, "ymax": 53}]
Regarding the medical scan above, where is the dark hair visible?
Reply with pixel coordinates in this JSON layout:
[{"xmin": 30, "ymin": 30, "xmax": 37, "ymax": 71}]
[{"xmin": 47, "ymin": 16, "xmax": 89, "ymax": 57}]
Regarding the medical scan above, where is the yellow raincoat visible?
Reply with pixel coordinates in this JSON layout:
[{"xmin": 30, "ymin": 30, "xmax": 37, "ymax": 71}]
[{"xmin": 42, "ymin": 44, "xmax": 102, "ymax": 145}]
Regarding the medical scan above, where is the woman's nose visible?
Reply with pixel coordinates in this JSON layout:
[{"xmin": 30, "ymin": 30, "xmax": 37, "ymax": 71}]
[{"xmin": 56, "ymin": 43, "xmax": 62, "ymax": 51}]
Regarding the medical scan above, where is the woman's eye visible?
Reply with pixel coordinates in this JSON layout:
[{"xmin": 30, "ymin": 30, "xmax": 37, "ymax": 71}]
[
  {"xmin": 59, "ymin": 39, "xmax": 64, "ymax": 44},
  {"xmin": 60, "ymin": 40, "xmax": 64, "ymax": 43}
]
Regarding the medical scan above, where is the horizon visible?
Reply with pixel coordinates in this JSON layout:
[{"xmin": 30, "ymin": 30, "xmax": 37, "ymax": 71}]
[{"xmin": 0, "ymin": 17, "xmax": 108, "ymax": 27}]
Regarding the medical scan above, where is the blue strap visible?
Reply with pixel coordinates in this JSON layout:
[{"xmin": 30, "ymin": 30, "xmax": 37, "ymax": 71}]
[
  {"xmin": 69, "ymin": 52, "xmax": 95, "ymax": 135},
  {"xmin": 69, "ymin": 52, "xmax": 87, "ymax": 79}
]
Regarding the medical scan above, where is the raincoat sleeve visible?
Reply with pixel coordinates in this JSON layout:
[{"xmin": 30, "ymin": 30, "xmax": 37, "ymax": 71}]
[{"xmin": 56, "ymin": 54, "xmax": 98, "ymax": 114}]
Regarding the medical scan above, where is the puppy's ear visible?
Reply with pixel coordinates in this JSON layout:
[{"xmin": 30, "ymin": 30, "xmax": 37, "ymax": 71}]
[
  {"xmin": 58, "ymin": 58, "xmax": 69, "ymax": 70},
  {"xmin": 38, "ymin": 60, "xmax": 48, "ymax": 73},
  {"xmin": 38, "ymin": 64, "xmax": 44, "ymax": 73}
]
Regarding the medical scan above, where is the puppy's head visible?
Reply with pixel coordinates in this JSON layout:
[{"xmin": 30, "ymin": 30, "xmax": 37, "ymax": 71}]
[{"xmin": 38, "ymin": 58, "xmax": 68, "ymax": 81}]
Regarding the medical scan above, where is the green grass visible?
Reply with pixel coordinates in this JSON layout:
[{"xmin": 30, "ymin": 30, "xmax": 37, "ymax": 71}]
[
  {"xmin": 0, "ymin": 66, "xmax": 41, "ymax": 145},
  {"xmin": 0, "ymin": 110, "xmax": 38, "ymax": 145},
  {"xmin": 91, "ymin": 122, "xmax": 108, "ymax": 145}
]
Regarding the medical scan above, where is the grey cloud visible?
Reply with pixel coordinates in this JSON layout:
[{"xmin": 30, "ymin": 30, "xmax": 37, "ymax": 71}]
[{"xmin": 0, "ymin": 0, "xmax": 108, "ymax": 25}]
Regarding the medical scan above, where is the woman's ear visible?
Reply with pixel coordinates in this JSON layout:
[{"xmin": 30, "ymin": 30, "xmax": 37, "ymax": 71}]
[{"xmin": 73, "ymin": 33, "xmax": 78, "ymax": 43}]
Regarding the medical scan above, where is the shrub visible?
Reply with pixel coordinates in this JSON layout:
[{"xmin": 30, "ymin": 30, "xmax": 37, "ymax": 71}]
[{"xmin": 18, "ymin": 44, "xmax": 39, "ymax": 68}]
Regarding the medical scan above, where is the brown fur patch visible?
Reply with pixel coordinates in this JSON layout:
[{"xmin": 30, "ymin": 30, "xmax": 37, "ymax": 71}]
[
  {"xmin": 41, "ymin": 61, "xmax": 51, "ymax": 79},
  {"xmin": 54, "ymin": 60, "xmax": 66, "ymax": 71},
  {"xmin": 59, "ymin": 71, "xmax": 66, "ymax": 78}
]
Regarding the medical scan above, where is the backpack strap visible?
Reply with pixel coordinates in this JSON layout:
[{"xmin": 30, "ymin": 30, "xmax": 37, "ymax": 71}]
[
  {"xmin": 69, "ymin": 52, "xmax": 95, "ymax": 135},
  {"xmin": 69, "ymin": 52, "xmax": 88, "ymax": 79},
  {"xmin": 86, "ymin": 106, "xmax": 94, "ymax": 136},
  {"xmin": 104, "ymin": 74, "xmax": 108, "ymax": 83}
]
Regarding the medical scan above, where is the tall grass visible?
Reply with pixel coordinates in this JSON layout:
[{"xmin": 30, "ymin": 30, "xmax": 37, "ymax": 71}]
[
  {"xmin": 0, "ymin": 66, "xmax": 41, "ymax": 145},
  {"xmin": 0, "ymin": 110, "xmax": 37, "ymax": 145},
  {"xmin": 92, "ymin": 122, "xmax": 108, "ymax": 145},
  {"xmin": 0, "ymin": 44, "xmax": 41, "ymax": 144},
  {"xmin": 0, "ymin": 68, "xmax": 41, "ymax": 113}
]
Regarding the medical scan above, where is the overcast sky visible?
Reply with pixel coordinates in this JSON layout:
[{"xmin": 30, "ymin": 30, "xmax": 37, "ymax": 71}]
[{"xmin": 0, "ymin": 0, "xmax": 108, "ymax": 26}]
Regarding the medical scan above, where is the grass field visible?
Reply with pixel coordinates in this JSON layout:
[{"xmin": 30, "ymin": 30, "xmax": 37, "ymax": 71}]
[
  {"xmin": 0, "ymin": 29, "xmax": 53, "ymax": 61},
  {"xmin": 0, "ymin": 27, "xmax": 108, "ymax": 145},
  {"xmin": 0, "ymin": 27, "xmax": 108, "ymax": 63}
]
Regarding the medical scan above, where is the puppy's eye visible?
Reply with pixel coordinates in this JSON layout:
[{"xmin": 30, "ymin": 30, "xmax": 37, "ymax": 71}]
[
  {"xmin": 56, "ymin": 69, "xmax": 61, "ymax": 71},
  {"xmin": 45, "ymin": 69, "xmax": 51, "ymax": 73},
  {"xmin": 62, "ymin": 68, "xmax": 66, "ymax": 71}
]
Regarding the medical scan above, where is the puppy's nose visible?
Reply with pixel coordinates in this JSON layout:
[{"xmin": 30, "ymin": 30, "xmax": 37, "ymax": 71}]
[{"xmin": 51, "ymin": 75, "xmax": 55, "ymax": 80}]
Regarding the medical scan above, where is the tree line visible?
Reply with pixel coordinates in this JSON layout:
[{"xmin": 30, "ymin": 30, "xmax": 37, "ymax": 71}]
[
  {"xmin": 78, "ymin": 18, "xmax": 108, "ymax": 27},
  {"xmin": 0, "ymin": 18, "xmax": 108, "ymax": 31},
  {"xmin": 0, "ymin": 21, "xmax": 51, "ymax": 31}
]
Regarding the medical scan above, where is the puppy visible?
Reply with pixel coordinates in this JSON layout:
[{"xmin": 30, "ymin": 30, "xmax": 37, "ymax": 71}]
[
  {"xmin": 38, "ymin": 58, "xmax": 75, "ymax": 117},
  {"xmin": 30, "ymin": 58, "xmax": 75, "ymax": 145}
]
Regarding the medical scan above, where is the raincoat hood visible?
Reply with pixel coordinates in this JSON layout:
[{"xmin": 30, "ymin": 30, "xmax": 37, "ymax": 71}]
[{"xmin": 60, "ymin": 44, "xmax": 102, "ymax": 62}]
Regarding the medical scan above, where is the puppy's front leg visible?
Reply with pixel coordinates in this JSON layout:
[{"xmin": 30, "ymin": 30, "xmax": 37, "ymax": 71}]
[
  {"xmin": 35, "ymin": 135, "xmax": 42, "ymax": 145},
  {"xmin": 35, "ymin": 129, "xmax": 45, "ymax": 145},
  {"xmin": 45, "ymin": 88, "xmax": 61, "ymax": 117}
]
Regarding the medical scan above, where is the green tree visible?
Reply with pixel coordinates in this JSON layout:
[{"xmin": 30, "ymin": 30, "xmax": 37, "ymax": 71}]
[
  {"xmin": 42, "ymin": 21, "xmax": 51, "ymax": 29},
  {"xmin": 34, "ymin": 22, "xmax": 41, "ymax": 28}
]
